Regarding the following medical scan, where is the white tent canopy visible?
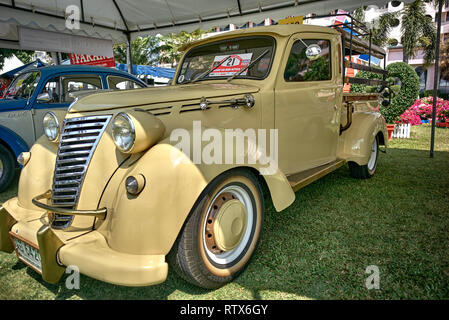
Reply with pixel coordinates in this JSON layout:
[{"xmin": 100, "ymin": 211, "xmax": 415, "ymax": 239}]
[{"xmin": 0, "ymin": 0, "xmax": 413, "ymax": 45}]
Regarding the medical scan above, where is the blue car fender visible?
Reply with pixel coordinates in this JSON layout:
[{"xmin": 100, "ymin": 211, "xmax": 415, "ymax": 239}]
[{"xmin": 0, "ymin": 125, "xmax": 29, "ymax": 159}]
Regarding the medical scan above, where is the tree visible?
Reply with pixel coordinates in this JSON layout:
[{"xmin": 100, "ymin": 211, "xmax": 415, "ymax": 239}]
[
  {"xmin": 353, "ymin": 7, "xmax": 399, "ymax": 47},
  {"xmin": 401, "ymin": 0, "xmax": 436, "ymax": 63},
  {"xmin": 354, "ymin": 1, "xmax": 447, "ymax": 64},
  {"xmin": 150, "ymin": 29, "xmax": 210, "ymax": 67},
  {"xmin": 0, "ymin": 49, "xmax": 34, "ymax": 71},
  {"xmin": 113, "ymin": 29, "xmax": 209, "ymax": 67},
  {"xmin": 113, "ymin": 36, "xmax": 160, "ymax": 65}
]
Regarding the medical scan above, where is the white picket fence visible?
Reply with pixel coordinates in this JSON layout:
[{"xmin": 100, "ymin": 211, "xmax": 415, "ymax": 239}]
[{"xmin": 392, "ymin": 124, "xmax": 411, "ymax": 139}]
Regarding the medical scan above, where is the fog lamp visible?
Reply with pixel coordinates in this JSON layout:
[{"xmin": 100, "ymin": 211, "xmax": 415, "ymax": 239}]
[{"xmin": 125, "ymin": 174, "xmax": 145, "ymax": 195}]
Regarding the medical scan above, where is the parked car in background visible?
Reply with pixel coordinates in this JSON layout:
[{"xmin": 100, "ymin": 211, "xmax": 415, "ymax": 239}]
[{"xmin": 0, "ymin": 65, "xmax": 146, "ymax": 192}]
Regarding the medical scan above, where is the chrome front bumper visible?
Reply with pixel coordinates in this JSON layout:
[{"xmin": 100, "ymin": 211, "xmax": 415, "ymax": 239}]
[
  {"xmin": 32, "ymin": 190, "xmax": 107, "ymax": 220},
  {"xmin": 1, "ymin": 198, "xmax": 168, "ymax": 286},
  {"xmin": 0, "ymin": 205, "xmax": 65, "ymax": 283}
]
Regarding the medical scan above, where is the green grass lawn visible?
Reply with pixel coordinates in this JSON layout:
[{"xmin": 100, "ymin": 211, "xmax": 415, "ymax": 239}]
[{"xmin": 1, "ymin": 125, "xmax": 448, "ymax": 300}]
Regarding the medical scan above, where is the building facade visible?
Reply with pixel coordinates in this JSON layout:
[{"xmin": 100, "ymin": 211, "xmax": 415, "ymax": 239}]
[{"xmin": 365, "ymin": 1, "xmax": 449, "ymax": 95}]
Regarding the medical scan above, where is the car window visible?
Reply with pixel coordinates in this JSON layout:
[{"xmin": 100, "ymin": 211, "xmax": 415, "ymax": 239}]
[
  {"xmin": 4, "ymin": 71, "xmax": 40, "ymax": 100},
  {"xmin": 38, "ymin": 76, "xmax": 61, "ymax": 103},
  {"xmin": 62, "ymin": 76, "xmax": 102, "ymax": 102},
  {"xmin": 108, "ymin": 76, "xmax": 144, "ymax": 90},
  {"xmin": 284, "ymin": 39, "xmax": 332, "ymax": 82},
  {"xmin": 177, "ymin": 36, "xmax": 275, "ymax": 83}
]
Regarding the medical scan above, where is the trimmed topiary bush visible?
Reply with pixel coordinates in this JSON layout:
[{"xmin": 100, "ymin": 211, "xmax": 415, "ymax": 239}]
[
  {"xmin": 350, "ymin": 62, "xmax": 420, "ymax": 123},
  {"xmin": 382, "ymin": 62, "xmax": 420, "ymax": 123}
]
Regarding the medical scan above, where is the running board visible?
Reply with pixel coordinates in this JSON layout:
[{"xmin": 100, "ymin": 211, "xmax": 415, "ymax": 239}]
[{"xmin": 287, "ymin": 159, "xmax": 346, "ymax": 192}]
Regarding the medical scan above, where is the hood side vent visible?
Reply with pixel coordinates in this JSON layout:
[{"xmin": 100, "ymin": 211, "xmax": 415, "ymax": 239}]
[
  {"xmin": 180, "ymin": 101, "xmax": 209, "ymax": 113},
  {"xmin": 145, "ymin": 105, "xmax": 173, "ymax": 116}
]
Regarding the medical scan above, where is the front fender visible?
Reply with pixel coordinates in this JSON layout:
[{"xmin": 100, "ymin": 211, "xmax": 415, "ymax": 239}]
[
  {"xmin": 17, "ymin": 135, "xmax": 57, "ymax": 211},
  {"xmin": 338, "ymin": 111, "xmax": 387, "ymax": 165},
  {"xmin": 97, "ymin": 128, "xmax": 294, "ymax": 256},
  {"xmin": 16, "ymin": 110, "xmax": 67, "ymax": 210}
]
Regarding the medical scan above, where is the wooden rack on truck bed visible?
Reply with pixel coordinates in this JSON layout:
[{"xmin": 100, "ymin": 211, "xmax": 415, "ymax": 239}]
[{"xmin": 304, "ymin": 13, "xmax": 389, "ymax": 102}]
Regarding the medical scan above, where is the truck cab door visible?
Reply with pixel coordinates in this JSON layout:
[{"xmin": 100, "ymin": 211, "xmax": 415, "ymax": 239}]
[{"xmin": 275, "ymin": 33, "xmax": 343, "ymax": 175}]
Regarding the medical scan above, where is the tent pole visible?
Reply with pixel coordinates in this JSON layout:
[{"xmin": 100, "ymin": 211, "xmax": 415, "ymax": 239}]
[
  {"xmin": 430, "ymin": 0, "xmax": 443, "ymax": 158},
  {"xmin": 126, "ymin": 32, "xmax": 134, "ymax": 75},
  {"xmin": 51, "ymin": 52, "xmax": 61, "ymax": 65}
]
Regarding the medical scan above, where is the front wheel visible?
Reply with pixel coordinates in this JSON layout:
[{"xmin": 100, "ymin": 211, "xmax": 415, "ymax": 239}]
[
  {"xmin": 168, "ymin": 169, "xmax": 264, "ymax": 289},
  {"xmin": 0, "ymin": 144, "xmax": 16, "ymax": 193},
  {"xmin": 348, "ymin": 137, "xmax": 379, "ymax": 179}
]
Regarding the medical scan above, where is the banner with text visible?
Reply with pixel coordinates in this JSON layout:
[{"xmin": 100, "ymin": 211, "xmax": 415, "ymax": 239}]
[{"xmin": 69, "ymin": 54, "xmax": 115, "ymax": 68}]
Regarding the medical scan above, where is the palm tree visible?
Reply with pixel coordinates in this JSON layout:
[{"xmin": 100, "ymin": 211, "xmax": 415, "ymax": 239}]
[
  {"xmin": 150, "ymin": 29, "xmax": 210, "ymax": 67},
  {"xmin": 353, "ymin": 7, "xmax": 399, "ymax": 47},
  {"xmin": 354, "ymin": 1, "xmax": 446, "ymax": 65},
  {"xmin": 113, "ymin": 36, "xmax": 160, "ymax": 65},
  {"xmin": 400, "ymin": 0, "xmax": 436, "ymax": 63}
]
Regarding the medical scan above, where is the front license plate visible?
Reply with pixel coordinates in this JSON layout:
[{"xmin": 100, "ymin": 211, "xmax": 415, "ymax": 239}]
[{"xmin": 10, "ymin": 234, "xmax": 42, "ymax": 273}]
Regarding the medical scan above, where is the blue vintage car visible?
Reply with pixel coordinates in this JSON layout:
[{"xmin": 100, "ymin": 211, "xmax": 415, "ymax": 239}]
[{"xmin": 0, "ymin": 65, "xmax": 147, "ymax": 191}]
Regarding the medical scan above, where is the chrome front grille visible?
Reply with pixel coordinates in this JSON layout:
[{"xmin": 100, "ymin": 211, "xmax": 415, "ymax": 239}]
[{"xmin": 51, "ymin": 115, "xmax": 112, "ymax": 228}]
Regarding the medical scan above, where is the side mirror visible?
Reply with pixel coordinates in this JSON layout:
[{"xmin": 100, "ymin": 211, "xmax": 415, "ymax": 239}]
[
  {"xmin": 37, "ymin": 92, "xmax": 51, "ymax": 103},
  {"xmin": 306, "ymin": 44, "xmax": 322, "ymax": 61}
]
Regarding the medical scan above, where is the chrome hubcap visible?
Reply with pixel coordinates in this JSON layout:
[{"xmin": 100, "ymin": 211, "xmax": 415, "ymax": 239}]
[{"xmin": 0, "ymin": 158, "xmax": 3, "ymax": 178}]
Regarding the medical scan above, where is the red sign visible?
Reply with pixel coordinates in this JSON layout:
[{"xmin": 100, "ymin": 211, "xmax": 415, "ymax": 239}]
[
  {"xmin": 69, "ymin": 54, "xmax": 115, "ymax": 68},
  {"xmin": 210, "ymin": 53, "xmax": 253, "ymax": 77}
]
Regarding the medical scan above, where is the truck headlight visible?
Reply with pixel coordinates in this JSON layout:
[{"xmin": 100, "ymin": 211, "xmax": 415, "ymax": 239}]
[
  {"xmin": 43, "ymin": 112, "xmax": 60, "ymax": 142},
  {"xmin": 112, "ymin": 113, "xmax": 135, "ymax": 152}
]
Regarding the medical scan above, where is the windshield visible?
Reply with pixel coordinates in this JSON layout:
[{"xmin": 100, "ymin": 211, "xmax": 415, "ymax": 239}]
[
  {"xmin": 4, "ymin": 71, "xmax": 41, "ymax": 100},
  {"xmin": 177, "ymin": 36, "xmax": 275, "ymax": 84}
]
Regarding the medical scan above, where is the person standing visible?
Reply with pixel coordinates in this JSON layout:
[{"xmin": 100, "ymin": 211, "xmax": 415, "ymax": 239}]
[{"xmin": 0, "ymin": 75, "xmax": 13, "ymax": 98}]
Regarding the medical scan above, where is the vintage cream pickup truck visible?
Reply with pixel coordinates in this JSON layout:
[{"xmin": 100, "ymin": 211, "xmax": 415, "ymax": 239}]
[{"xmin": 0, "ymin": 20, "xmax": 390, "ymax": 289}]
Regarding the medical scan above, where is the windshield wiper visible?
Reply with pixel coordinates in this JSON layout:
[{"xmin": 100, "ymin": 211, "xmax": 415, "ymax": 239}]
[
  {"xmin": 188, "ymin": 54, "xmax": 233, "ymax": 84},
  {"xmin": 226, "ymin": 49, "xmax": 270, "ymax": 83}
]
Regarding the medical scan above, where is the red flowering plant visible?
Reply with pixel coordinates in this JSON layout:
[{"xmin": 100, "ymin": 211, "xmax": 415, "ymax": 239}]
[
  {"xmin": 397, "ymin": 97, "xmax": 449, "ymax": 125},
  {"xmin": 396, "ymin": 108, "xmax": 422, "ymax": 125}
]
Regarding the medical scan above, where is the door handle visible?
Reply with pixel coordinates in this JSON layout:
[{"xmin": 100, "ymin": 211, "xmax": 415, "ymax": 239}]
[{"xmin": 200, "ymin": 94, "xmax": 255, "ymax": 110}]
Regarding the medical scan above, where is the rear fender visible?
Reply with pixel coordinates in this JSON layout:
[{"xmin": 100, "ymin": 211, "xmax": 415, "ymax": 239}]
[{"xmin": 338, "ymin": 110, "xmax": 387, "ymax": 165}]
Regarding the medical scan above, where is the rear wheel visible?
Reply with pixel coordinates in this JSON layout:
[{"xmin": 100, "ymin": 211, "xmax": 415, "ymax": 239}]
[
  {"xmin": 0, "ymin": 144, "xmax": 16, "ymax": 193},
  {"xmin": 168, "ymin": 169, "xmax": 264, "ymax": 289},
  {"xmin": 348, "ymin": 137, "xmax": 379, "ymax": 179}
]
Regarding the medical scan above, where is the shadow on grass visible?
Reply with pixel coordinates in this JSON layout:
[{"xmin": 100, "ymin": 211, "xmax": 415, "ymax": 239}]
[{"xmin": 2, "ymin": 147, "xmax": 449, "ymax": 300}]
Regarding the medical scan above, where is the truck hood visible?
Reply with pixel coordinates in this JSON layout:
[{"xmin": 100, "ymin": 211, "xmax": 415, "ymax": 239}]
[{"xmin": 69, "ymin": 83, "xmax": 260, "ymax": 113}]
